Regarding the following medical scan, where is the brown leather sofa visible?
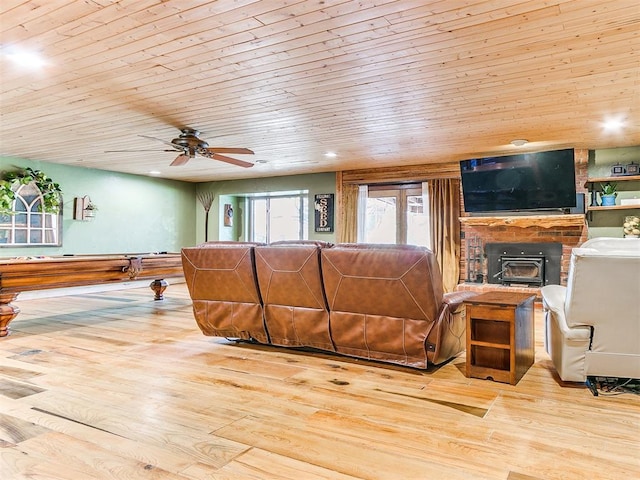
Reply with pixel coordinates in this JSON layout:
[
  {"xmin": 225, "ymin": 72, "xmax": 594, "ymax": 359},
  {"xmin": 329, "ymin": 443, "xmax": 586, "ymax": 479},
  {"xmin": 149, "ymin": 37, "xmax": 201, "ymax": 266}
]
[{"xmin": 182, "ymin": 241, "xmax": 476, "ymax": 368}]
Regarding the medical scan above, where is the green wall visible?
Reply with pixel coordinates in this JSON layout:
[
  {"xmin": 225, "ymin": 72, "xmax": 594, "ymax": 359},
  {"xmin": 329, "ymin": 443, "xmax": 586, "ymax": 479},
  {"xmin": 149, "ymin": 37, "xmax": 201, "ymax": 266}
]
[
  {"xmin": 195, "ymin": 172, "xmax": 337, "ymax": 243},
  {"xmin": 0, "ymin": 157, "xmax": 197, "ymax": 256}
]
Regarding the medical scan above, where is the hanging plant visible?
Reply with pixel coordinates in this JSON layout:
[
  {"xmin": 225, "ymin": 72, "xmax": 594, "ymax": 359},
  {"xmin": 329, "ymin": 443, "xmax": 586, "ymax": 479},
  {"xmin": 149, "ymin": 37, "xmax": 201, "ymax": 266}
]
[{"xmin": 0, "ymin": 167, "xmax": 62, "ymax": 214}]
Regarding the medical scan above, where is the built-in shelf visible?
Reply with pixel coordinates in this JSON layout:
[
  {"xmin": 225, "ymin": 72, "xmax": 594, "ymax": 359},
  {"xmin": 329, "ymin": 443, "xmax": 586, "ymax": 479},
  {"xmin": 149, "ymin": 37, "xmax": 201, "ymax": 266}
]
[
  {"xmin": 459, "ymin": 214, "xmax": 585, "ymax": 228},
  {"xmin": 584, "ymin": 175, "xmax": 640, "ymax": 220},
  {"xmin": 588, "ymin": 204, "xmax": 640, "ymax": 212},
  {"xmin": 583, "ymin": 175, "xmax": 640, "ymax": 187}
]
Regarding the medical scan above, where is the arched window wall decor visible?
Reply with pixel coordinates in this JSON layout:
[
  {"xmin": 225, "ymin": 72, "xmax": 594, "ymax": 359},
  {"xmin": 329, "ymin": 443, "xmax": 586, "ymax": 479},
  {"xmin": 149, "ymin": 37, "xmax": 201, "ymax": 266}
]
[{"xmin": 0, "ymin": 168, "xmax": 62, "ymax": 247}]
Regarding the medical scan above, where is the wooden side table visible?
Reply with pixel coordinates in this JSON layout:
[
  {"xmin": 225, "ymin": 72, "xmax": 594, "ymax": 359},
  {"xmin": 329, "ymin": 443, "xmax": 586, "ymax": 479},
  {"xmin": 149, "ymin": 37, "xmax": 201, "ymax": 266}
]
[{"xmin": 464, "ymin": 291, "xmax": 536, "ymax": 385}]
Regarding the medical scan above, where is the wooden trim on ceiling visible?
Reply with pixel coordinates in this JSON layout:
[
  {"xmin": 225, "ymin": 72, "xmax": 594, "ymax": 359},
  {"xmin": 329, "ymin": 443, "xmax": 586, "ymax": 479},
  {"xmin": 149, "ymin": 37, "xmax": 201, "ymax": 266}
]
[{"xmin": 340, "ymin": 161, "xmax": 461, "ymax": 185}]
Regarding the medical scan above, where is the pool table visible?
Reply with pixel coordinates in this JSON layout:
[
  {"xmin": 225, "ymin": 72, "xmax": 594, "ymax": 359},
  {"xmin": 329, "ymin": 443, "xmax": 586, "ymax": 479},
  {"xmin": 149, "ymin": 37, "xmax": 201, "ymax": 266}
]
[{"xmin": 0, "ymin": 253, "xmax": 184, "ymax": 337}]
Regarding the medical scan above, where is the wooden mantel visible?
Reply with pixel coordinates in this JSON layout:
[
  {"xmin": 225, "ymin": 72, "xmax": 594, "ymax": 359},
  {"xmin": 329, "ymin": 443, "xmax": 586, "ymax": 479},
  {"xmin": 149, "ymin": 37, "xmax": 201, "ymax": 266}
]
[{"xmin": 459, "ymin": 214, "xmax": 585, "ymax": 228}]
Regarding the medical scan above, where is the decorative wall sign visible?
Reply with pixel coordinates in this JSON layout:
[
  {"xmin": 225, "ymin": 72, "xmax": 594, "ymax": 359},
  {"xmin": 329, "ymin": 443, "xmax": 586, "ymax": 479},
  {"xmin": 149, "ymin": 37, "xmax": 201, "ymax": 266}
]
[
  {"xmin": 73, "ymin": 195, "xmax": 98, "ymax": 221},
  {"xmin": 314, "ymin": 194, "xmax": 334, "ymax": 233}
]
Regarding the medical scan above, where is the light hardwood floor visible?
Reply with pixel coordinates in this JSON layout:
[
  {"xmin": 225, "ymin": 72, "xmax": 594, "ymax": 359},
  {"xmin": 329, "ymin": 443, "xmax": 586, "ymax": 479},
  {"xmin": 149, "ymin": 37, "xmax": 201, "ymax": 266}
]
[{"xmin": 0, "ymin": 284, "xmax": 638, "ymax": 480}]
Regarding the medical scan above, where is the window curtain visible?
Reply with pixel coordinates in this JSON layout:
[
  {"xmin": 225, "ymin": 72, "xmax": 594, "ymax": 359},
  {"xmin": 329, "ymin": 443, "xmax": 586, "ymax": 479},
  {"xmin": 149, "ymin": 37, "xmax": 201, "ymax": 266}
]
[
  {"xmin": 356, "ymin": 184, "xmax": 368, "ymax": 242},
  {"xmin": 428, "ymin": 178, "xmax": 461, "ymax": 293},
  {"xmin": 421, "ymin": 181, "xmax": 431, "ymax": 249},
  {"xmin": 338, "ymin": 183, "xmax": 359, "ymax": 243}
]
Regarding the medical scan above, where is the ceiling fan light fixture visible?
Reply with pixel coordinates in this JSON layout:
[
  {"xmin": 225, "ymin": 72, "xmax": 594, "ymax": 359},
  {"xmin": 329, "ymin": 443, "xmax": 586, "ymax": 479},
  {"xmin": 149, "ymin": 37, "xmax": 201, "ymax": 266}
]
[
  {"xmin": 510, "ymin": 139, "xmax": 528, "ymax": 147},
  {"xmin": 141, "ymin": 128, "xmax": 254, "ymax": 168}
]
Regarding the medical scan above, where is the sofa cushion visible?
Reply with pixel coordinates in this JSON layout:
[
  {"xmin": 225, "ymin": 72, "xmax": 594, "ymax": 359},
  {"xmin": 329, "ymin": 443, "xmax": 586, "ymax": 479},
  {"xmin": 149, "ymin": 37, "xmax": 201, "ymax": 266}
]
[{"xmin": 255, "ymin": 242, "xmax": 334, "ymax": 351}]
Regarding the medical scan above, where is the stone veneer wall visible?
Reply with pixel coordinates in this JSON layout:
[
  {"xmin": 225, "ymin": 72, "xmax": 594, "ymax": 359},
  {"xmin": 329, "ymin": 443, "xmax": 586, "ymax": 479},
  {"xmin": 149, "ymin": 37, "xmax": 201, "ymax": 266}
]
[{"xmin": 458, "ymin": 149, "xmax": 590, "ymax": 291}]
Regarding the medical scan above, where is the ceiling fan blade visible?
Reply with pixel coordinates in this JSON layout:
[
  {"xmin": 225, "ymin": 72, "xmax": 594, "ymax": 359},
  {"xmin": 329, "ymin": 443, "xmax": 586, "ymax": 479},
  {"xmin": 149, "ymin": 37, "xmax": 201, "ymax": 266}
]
[
  {"xmin": 210, "ymin": 153, "xmax": 254, "ymax": 168},
  {"xmin": 105, "ymin": 149, "xmax": 177, "ymax": 153},
  {"xmin": 204, "ymin": 147, "xmax": 254, "ymax": 155},
  {"xmin": 139, "ymin": 134, "xmax": 181, "ymax": 150},
  {"xmin": 170, "ymin": 154, "xmax": 191, "ymax": 166}
]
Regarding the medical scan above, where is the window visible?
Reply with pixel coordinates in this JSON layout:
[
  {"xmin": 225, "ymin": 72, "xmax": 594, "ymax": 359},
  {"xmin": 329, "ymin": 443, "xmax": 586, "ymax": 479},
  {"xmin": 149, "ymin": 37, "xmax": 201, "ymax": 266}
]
[
  {"xmin": 364, "ymin": 183, "xmax": 430, "ymax": 247},
  {"xmin": 248, "ymin": 193, "xmax": 308, "ymax": 243},
  {"xmin": 0, "ymin": 182, "xmax": 61, "ymax": 246}
]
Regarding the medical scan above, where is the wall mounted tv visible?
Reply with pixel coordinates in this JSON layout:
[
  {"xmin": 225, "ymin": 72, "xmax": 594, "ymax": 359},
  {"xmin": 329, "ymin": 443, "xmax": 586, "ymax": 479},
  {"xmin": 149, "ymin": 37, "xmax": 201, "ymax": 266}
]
[{"xmin": 460, "ymin": 148, "xmax": 577, "ymax": 213}]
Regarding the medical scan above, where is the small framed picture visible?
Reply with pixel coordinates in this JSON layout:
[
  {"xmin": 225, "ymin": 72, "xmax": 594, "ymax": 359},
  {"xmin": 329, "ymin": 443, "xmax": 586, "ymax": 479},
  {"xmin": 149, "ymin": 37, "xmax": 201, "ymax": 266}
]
[
  {"xmin": 224, "ymin": 204, "xmax": 233, "ymax": 227},
  {"xmin": 625, "ymin": 162, "xmax": 639, "ymax": 175},
  {"xmin": 611, "ymin": 163, "xmax": 626, "ymax": 176}
]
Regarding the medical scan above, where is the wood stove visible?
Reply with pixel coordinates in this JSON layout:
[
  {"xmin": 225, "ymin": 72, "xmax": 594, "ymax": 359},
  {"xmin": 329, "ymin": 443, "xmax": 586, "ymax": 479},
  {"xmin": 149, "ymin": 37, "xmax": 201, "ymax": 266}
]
[{"xmin": 485, "ymin": 242, "xmax": 562, "ymax": 286}]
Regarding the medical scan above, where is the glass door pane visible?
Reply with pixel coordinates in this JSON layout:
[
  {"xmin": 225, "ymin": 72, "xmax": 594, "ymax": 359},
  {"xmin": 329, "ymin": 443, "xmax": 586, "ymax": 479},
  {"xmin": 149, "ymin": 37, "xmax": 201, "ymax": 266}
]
[
  {"xmin": 269, "ymin": 196, "xmax": 305, "ymax": 242},
  {"xmin": 406, "ymin": 192, "xmax": 430, "ymax": 248},
  {"xmin": 362, "ymin": 185, "xmax": 430, "ymax": 247},
  {"xmin": 365, "ymin": 196, "xmax": 397, "ymax": 244},
  {"xmin": 251, "ymin": 198, "xmax": 267, "ymax": 243}
]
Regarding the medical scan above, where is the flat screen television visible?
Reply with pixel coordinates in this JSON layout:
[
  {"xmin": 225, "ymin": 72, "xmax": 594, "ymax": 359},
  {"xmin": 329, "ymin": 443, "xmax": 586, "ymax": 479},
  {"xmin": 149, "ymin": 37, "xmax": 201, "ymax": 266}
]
[{"xmin": 460, "ymin": 148, "xmax": 577, "ymax": 213}]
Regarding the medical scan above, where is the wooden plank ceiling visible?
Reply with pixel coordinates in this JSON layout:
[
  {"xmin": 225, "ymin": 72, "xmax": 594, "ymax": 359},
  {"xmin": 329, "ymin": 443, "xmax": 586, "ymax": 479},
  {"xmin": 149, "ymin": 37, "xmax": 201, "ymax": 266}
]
[{"xmin": 0, "ymin": 0, "xmax": 638, "ymax": 182}]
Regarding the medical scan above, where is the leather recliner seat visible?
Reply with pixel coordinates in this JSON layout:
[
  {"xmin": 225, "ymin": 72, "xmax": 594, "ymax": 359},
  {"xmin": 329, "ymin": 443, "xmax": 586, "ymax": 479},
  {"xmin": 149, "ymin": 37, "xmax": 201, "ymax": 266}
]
[
  {"xmin": 254, "ymin": 241, "xmax": 335, "ymax": 352},
  {"xmin": 541, "ymin": 237, "xmax": 640, "ymax": 382},
  {"xmin": 321, "ymin": 243, "xmax": 474, "ymax": 368},
  {"xmin": 181, "ymin": 242, "xmax": 268, "ymax": 343}
]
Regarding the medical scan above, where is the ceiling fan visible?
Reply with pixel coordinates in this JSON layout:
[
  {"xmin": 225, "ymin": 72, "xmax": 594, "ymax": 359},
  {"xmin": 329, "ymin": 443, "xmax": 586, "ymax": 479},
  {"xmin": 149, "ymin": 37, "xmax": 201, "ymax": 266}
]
[{"xmin": 110, "ymin": 128, "xmax": 254, "ymax": 167}]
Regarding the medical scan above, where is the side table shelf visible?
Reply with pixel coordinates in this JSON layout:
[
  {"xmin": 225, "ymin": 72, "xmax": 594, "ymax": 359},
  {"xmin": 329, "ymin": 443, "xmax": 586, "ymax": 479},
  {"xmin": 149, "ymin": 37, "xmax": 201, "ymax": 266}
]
[{"xmin": 465, "ymin": 291, "xmax": 536, "ymax": 385}]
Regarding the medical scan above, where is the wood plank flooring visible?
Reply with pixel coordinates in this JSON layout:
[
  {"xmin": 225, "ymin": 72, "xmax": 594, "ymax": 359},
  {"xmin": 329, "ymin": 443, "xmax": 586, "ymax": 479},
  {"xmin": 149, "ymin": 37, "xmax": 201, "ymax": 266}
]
[{"xmin": 0, "ymin": 284, "xmax": 638, "ymax": 479}]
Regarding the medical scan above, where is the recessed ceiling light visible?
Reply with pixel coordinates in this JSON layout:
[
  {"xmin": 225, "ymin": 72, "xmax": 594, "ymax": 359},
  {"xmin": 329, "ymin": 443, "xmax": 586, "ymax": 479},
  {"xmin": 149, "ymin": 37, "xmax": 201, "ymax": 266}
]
[
  {"xmin": 510, "ymin": 139, "xmax": 528, "ymax": 147},
  {"xmin": 148, "ymin": 170, "xmax": 161, "ymax": 175},
  {"xmin": 602, "ymin": 117, "xmax": 625, "ymax": 132},
  {"xmin": 3, "ymin": 47, "xmax": 47, "ymax": 69},
  {"xmin": 324, "ymin": 152, "xmax": 337, "ymax": 158},
  {"xmin": 255, "ymin": 159, "xmax": 268, "ymax": 164}
]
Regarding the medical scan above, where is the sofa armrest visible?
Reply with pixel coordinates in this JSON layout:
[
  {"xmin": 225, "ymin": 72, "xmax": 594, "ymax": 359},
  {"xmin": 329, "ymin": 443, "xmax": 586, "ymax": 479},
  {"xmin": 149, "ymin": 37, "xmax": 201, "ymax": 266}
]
[
  {"xmin": 540, "ymin": 284, "xmax": 566, "ymax": 313},
  {"xmin": 425, "ymin": 291, "xmax": 478, "ymax": 365},
  {"xmin": 442, "ymin": 290, "xmax": 478, "ymax": 312},
  {"xmin": 541, "ymin": 285, "xmax": 590, "ymax": 341}
]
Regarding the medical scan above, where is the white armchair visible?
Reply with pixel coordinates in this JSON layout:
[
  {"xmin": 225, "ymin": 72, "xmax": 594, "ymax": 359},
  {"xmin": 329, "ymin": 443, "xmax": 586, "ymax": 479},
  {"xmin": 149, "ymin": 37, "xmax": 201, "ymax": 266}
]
[{"xmin": 540, "ymin": 237, "xmax": 640, "ymax": 382}]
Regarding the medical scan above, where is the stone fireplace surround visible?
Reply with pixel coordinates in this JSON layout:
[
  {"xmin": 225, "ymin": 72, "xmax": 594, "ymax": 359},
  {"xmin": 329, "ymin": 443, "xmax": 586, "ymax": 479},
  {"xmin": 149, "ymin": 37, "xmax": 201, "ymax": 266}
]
[{"xmin": 457, "ymin": 214, "xmax": 588, "ymax": 298}]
